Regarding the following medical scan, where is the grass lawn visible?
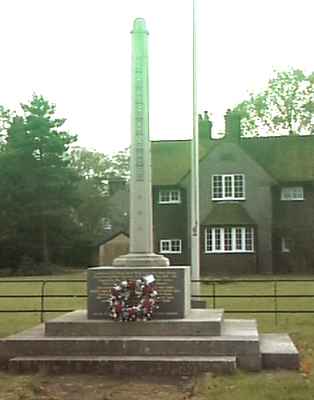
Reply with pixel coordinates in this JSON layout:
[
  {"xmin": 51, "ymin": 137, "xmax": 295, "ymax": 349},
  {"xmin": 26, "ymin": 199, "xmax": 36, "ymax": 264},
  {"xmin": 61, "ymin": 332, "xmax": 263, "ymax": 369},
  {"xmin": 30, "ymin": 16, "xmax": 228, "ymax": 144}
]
[{"xmin": 1, "ymin": 272, "xmax": 314, "ymax": 399}]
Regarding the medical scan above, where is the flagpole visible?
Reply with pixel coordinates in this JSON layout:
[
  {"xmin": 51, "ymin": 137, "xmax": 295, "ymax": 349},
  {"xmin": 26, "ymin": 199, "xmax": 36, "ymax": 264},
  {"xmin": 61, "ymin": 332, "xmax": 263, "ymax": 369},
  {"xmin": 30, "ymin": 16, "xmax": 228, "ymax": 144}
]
[{"xmin": 191, "ymin": 0, "xmax": 200, "ymax": 283}]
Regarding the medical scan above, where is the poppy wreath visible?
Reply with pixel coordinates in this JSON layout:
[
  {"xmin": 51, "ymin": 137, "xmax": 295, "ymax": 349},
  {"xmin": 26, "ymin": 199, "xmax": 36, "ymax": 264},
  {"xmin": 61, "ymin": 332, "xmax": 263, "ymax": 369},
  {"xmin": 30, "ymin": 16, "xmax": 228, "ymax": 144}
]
[{"xmin": 108, "ymin": 274, "xmax": 159, "ymax": 321}]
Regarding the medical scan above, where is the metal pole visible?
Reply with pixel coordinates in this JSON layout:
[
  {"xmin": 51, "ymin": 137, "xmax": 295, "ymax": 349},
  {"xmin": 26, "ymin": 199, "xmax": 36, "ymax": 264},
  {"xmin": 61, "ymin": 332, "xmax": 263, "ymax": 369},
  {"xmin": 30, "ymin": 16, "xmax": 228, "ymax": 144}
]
[
  {"xmin": 40, "ymin": 281, "xmax": 46, "ymax": 323},
  {"xmin": 274, "ymin": 280, "xmax": 278, "ymax": 326},
  {"xmin": 191, "ymin": 0, "xmax": 200, "ymax": 284},
  {"xmin": 213, "ymin": 283, "xmax": 216, "ymax": 309}
]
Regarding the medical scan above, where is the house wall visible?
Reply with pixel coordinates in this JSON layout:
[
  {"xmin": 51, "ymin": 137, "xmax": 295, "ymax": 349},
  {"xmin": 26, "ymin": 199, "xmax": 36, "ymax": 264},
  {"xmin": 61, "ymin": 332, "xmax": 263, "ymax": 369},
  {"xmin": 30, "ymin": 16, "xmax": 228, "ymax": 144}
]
[
  {"xmin": 152, "ymin": 186, "xmax": 188, "ymax": 265},
  {"xmin": 181, "ymin": 142, "xmax": 275, "ymax": 275},
  {"xmin": 272, "ymin": 184, "xmax": 314, "ymax": 273},
  {"xmin": 98, "ymin": 234, "xmax": 129, "ymax": 265}
]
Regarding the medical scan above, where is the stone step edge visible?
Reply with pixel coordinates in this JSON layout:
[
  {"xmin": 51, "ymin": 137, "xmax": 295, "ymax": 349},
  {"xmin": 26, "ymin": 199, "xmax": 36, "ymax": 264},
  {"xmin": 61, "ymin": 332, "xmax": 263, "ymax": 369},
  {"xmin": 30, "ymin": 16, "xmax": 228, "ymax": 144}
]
[
  {"xmin": 47, "ymin": 308, "xmax": 225, "ymax": 323},
  {"xmin": 3, "ymin": 334, "xmax": 259, "ymax": 342},
  {"xmin": 9, "ymin": 355, "xmax": 237, "ymax": 362},
  {"xmin": 259, "ymin": 334, "xmax": 300, "ymax": 370},
  {"xmin": 8, "ymin": 355, "xmax": 237, "ymax": 375}
]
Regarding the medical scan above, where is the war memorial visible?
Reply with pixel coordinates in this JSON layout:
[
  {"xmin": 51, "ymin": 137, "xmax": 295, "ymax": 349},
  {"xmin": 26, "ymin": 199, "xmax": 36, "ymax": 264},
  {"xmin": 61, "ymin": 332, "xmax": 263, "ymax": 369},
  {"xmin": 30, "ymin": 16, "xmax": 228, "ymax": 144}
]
[{"xmin": 0, "ymin": 18, "xmax": 299, "ymax": 375}]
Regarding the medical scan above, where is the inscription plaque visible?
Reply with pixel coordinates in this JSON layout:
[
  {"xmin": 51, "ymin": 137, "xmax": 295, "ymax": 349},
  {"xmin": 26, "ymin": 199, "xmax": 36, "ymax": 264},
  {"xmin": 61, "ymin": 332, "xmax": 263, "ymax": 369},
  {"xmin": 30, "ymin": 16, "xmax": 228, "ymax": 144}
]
[{"xmin": 87, "ymin": 266, "xmax": 190, "ymax": 320}]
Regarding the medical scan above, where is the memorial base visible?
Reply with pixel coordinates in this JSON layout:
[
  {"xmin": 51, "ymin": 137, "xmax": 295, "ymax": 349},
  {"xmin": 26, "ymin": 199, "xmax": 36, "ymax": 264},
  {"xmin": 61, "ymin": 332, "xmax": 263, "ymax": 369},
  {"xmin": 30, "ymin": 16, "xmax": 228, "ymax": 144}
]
[
  {"xmin": 0, "ymin": 309, "xmax": 299, "ymax": 375},
  {"xmin": 87, "ymin": 266, "xmax": 190, "ymax": 320}
]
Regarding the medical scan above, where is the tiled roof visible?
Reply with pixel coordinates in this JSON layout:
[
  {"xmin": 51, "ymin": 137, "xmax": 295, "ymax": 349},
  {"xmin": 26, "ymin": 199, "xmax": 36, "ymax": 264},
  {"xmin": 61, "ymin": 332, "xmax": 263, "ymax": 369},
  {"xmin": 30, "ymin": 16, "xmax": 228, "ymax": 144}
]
[
  {"xmin": 151, "ymin": 134, "xmax": 314, "ymax": 185},
  {"xmin": 151, "ymin": 139, "xmax": 215, "ymax": 185},
  {"xmin": 240, "ymin": 135, "xmax": 314, "ymax": 182}
]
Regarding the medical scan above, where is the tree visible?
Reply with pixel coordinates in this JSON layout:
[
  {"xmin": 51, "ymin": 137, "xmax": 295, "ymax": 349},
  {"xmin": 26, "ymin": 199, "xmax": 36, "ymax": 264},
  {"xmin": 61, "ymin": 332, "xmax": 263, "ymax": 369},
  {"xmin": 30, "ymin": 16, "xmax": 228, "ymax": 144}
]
[
  {"xmin": 0, "ymin": 94, "xmax": 79, "ymax": 267},
  {"xmin": 69, "ymin": 147, "xmax": 129, "ymax": 243},
  {"xmin": 234, "ymin": 69, "xmax": 314, "ymax": 137}
]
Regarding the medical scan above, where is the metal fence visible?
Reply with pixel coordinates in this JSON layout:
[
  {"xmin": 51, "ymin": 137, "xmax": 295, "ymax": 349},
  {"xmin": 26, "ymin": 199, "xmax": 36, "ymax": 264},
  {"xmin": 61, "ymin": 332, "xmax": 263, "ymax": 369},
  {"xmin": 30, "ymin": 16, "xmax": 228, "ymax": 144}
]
[
  {"xmin": 0, "ymin": 279, "xmax": 85, "ymax": 323},
  {"xmin": 1, "ymin": 278, "xmax": 314, "ymax": 325},
  {"xmin": 192, "ymin": 279, "xmax": 314, "ymax": 325}
]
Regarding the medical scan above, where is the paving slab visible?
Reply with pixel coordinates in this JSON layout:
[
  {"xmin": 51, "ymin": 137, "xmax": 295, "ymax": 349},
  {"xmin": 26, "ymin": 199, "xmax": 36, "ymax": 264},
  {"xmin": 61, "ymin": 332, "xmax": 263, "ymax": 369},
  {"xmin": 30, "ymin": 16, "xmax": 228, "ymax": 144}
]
[{"xmin": 260, "ymin": 334, "xmax": 299, "ymax": 370}]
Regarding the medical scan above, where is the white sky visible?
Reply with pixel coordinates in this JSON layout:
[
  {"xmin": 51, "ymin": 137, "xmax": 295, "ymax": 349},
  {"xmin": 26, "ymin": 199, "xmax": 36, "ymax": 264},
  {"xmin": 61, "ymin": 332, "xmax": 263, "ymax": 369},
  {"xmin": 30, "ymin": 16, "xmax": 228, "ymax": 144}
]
[{"xmin": 0, "ymin": 0, "xmax": 313, "ymax": 154}]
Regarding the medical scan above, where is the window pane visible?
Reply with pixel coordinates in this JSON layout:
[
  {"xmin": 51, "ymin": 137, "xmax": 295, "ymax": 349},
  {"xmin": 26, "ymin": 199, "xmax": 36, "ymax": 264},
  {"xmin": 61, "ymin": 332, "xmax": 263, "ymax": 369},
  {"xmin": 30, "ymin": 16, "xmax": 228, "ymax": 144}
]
[
  {"xmin": 224, "ymin": 176, "xmax": 233, "ymax": 198},
  {"xmin": 159, "ymin": 191, "xmax": 170, "ymax": 202},
  {"xmin": 171, "ymin": 239, "xmax": 181, "ymax": 252},
  {"xmin": 235, "ymin": 228, "xmax": 242, "ymax": 250},
  {"xmin": 214, "ymin": 228, "xmax": 221, "ymax": 251},
  {"xmin": 212, "ymin": 176, "xmax": 223, "ymax": 199},
  {"xmin": 245, "ymin": 228, "xmax": 253, "ymax": 251},
  {"xmin": 206, "ymin": 228, "xmax": 212, "ymax": 252},
  {"xmin": 224, "ymin": 228, "xmax": 232, "ymax": 251},
  {"xmin": 234, "ymin": 175, "xmax": 244, "ymax": 198},
  {"xmin": 170, "ymin": 190, "xmax": 180, "ymax": 202},
  {"xmin": 161, "ymin": 241, "xmax": 170, "ymax": 252}
]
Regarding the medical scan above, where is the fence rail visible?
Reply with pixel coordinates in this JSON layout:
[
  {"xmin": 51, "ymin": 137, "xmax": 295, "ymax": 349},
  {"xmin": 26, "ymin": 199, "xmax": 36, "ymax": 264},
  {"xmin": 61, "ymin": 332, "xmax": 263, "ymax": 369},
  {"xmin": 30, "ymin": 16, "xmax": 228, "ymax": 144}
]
[{"xmin": 1, "ymin": 278, "xmax": 314, "ymax": 325}]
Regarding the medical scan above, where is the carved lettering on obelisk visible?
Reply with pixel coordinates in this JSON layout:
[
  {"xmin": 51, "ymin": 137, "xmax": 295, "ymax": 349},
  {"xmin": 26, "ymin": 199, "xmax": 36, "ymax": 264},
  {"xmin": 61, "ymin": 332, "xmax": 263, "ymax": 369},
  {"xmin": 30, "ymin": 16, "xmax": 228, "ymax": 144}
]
[{"xmin": 135, "ymin": 56, "xmax": 144, "ymax": 182}]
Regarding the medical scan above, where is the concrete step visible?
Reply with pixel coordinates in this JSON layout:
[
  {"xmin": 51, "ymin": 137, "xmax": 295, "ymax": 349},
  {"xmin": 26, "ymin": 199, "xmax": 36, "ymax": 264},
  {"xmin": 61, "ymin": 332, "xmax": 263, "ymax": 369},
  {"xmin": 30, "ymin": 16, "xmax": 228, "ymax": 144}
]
[
  {"xmin": 3, "ymin": 323, "xmax": 260, "ymax": 357},
  {"xmin": 0, "ymin": 320, "xmax": 261, "ymax": 371},
  {"xmin": 8, "ymin": 355, "xmax": 237, "ymax": 375},
  {"xmin": 260, "ymin": 334, "xmax": 299, "ymax": 370},
  {"xmin": 222, "ymin": 319, "xmax": 259, "ymax": 337},
  {"xmin": 45, "ymin": 309, "xmax": 224, "ymax": 337}
]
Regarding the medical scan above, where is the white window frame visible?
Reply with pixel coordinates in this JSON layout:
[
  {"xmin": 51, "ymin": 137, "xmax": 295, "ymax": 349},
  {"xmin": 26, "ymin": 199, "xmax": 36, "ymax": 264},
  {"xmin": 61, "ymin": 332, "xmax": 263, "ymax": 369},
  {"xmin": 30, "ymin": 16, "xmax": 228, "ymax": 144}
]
[
  {"xmin": 212, "ymin": 174, "xmax": 245, "ymax": 201},
  {"xmin": 159, "ymin": 189, "xmax": 181, "ymax": 204},
  {"xmin": 160, "ymin": 239, "xmax": 182, "ymax": 254},
  {"xmin": 205, "ymin": 227, "xmax": 254, "ymax": 253},
  {"xmin": 280, "ymin": 187, "xmax": 304, "ymax": 201}
]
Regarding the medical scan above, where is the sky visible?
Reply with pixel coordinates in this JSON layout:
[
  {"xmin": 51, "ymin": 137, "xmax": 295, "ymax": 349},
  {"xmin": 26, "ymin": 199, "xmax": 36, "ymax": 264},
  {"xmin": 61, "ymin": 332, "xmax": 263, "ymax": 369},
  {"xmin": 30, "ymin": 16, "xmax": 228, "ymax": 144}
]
[{"xmin": 0, "ymin": 0, "xmax": 313, "ymax": 154}]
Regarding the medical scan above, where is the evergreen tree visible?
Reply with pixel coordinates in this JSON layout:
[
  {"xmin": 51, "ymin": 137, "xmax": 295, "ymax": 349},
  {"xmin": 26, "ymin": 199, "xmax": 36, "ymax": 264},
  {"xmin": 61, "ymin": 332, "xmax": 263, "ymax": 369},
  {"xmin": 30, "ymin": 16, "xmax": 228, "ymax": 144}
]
[{"xmin": 0, "ymin": 94, "xmax": 79, "ymax": 267}]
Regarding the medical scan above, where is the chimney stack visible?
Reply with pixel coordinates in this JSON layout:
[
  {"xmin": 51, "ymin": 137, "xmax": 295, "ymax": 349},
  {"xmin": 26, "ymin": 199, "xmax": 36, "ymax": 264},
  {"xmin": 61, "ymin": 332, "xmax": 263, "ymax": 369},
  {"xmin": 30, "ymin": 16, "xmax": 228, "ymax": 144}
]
[
  {"xmin": 224, "ymin": 109, "xmax": 241, "ymax": 142},
  {"xmin": 199, "ymin": 111, "xmax": 213, "ymax": 145}
]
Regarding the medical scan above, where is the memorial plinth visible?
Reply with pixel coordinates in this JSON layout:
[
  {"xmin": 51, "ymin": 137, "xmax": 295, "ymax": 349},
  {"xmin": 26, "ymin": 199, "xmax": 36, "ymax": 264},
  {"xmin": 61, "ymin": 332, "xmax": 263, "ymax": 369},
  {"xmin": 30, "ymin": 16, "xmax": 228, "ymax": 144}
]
[{"xmin": 87, "ymin": 266, "xmax": 190, "ymax": 319}]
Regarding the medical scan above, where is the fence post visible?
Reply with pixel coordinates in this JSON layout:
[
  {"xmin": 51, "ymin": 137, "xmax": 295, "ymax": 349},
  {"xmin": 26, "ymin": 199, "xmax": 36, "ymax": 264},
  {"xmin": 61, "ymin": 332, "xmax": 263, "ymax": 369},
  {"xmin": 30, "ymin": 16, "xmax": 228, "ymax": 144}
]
[
  {"xmin": 40, "ymin": 281, "xmax": 47, "ymax": 323},
  {"xmin": 213, "ymin": 283, "xmax": 216, "ymax": 309},
  {"xmin": 274, "ymin": 280, "xmax": 278, "ymax": 326}
]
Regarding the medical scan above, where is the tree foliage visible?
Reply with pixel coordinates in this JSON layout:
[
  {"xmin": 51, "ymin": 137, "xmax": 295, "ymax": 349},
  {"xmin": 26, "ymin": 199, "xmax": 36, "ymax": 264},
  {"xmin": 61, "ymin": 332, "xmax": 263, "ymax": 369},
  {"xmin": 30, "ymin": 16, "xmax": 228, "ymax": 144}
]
[
  {"xmin": 234, "ymin": 69, "xmax": 314, "ymax": 136},
  {"xmin": 69, "ymin": 147, "xmax": 129, "ymax": 243},
  {"xmin": 0, "ymin": 94, "xmax": 130, "ymax": 270},
  {"xmin": 0, "ymin": 94, "xmax": 79, "ymax": 267}
]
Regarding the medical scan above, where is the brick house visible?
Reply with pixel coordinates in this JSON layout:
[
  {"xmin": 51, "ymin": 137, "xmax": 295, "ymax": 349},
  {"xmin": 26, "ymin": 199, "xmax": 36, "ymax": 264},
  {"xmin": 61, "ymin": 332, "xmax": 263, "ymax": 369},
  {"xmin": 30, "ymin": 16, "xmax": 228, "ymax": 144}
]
[{"xmin": 104, "ymin": 110, "xmax": 314, "ymax": 274}]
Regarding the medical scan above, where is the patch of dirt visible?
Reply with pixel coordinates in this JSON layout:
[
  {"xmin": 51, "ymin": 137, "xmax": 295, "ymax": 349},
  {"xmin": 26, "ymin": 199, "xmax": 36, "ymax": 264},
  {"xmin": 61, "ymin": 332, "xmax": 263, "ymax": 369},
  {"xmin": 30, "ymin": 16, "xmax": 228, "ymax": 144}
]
[{"xmin": 0, "ymin": 374, "xmax": 206, "ymax": 400}]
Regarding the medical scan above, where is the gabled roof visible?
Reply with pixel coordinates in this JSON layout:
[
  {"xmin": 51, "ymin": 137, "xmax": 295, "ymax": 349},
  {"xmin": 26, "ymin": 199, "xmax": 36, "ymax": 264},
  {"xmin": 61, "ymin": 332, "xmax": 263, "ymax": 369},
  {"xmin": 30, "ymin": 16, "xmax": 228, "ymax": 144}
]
[
  {"xmin": 98, "ymin": 230, "xmax": 129, "ymax": 247},
  {"xmin": 151, "ymin": 139, "xmax": 214, "ymax": 185},
  {"xmin": 202, "ymin": 202, "xmax": 255, "ymax": 226}
]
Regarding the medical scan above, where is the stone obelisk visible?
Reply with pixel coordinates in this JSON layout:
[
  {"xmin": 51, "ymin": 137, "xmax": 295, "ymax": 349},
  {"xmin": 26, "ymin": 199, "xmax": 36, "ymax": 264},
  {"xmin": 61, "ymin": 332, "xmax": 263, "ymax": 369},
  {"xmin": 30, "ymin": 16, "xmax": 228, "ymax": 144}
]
[{"xmin": 113, "ymin": 18, "xmax": 169, "ymax": 267}]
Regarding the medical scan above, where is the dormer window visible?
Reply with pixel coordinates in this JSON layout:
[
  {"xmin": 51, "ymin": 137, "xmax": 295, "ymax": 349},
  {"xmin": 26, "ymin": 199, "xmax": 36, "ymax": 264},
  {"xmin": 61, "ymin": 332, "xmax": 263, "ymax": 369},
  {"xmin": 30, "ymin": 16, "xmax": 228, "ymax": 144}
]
[
  {"xmin": 159, "ymin": 189, "xmax": 181, "ymax": 204},
  {"xmin": 281, "ymin": 187, "xmax": 304, "ymax": 201},
  {"xmin": 212, "ymin": 174, "xmax": 245, "ymax": 201}
]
